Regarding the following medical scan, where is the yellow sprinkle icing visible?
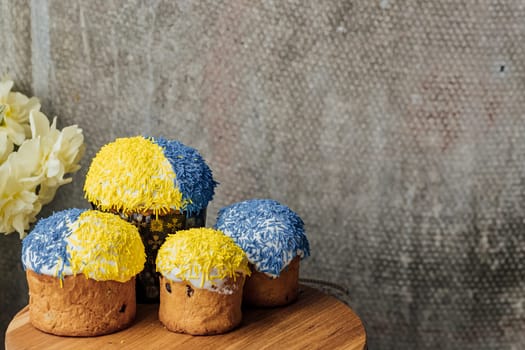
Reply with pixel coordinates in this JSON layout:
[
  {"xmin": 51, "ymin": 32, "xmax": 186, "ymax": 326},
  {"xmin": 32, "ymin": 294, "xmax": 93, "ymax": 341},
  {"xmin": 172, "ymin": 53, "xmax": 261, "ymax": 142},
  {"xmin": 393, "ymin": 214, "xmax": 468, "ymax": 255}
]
[
  {"xmin": 66, "ymin": 210, "xmax": 145, "ymax": 282},
  {"xmin": 156, "ymin": 228, "xmax": 251, "ymax": 288},
  {"xmin": 83, "ymin": 136, "xmax": 183, "ymax": 215}
]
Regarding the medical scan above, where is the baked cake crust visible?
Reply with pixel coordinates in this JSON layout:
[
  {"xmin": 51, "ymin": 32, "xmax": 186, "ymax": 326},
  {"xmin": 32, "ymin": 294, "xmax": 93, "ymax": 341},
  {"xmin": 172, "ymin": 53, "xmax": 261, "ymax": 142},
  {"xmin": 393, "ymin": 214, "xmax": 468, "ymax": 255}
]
[
  {"xmin": 26, "ymin": 270, "xmax": 136, "ymax": 336},
  {"xmin": 159, "ymin": 275, "xmax": 245, "ymax": 335},
  {"xmin": 243, "ymin": 256, "xmax": 300, "ymax": 307}
]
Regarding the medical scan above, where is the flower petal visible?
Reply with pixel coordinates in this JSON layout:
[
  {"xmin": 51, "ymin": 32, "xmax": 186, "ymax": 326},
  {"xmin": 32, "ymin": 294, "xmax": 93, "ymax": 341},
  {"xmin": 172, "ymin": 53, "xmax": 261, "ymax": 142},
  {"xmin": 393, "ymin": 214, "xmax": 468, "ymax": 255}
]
[
  {"xmin": 0, "ymin": 80, "xmax": 14, "ymax": 100},
  {"xmin": 29, "ymin": 110, "xmax": 50, "ymax": 138},
  {"xmin": 0, "ymin": 131, "xmax": 14, "ymax": 164}
]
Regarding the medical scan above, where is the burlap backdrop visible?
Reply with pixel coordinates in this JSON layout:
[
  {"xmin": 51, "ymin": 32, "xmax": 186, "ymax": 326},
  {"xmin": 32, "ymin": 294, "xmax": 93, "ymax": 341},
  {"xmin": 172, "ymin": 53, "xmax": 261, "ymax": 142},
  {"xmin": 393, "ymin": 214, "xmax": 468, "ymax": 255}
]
[{"xmin": 1, "ymin": 1, "xmax": 525, "ymax": 349}]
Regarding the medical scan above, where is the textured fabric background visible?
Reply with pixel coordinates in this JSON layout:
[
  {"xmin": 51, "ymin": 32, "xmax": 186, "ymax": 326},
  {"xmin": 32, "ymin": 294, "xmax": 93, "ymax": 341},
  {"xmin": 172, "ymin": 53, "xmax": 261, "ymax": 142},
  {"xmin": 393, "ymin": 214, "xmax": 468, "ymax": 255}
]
[{"xmin": 1, "ymin": 1, "xmax": 525, "ymax": 349}]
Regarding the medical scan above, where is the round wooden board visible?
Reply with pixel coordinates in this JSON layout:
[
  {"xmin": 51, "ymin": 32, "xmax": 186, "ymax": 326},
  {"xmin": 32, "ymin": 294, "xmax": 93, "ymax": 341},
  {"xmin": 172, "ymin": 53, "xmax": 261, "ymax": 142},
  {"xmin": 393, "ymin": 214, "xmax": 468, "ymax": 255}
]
[{"xmin": 5, "ymin": 285, "xmax": 366, "ymax": 350}]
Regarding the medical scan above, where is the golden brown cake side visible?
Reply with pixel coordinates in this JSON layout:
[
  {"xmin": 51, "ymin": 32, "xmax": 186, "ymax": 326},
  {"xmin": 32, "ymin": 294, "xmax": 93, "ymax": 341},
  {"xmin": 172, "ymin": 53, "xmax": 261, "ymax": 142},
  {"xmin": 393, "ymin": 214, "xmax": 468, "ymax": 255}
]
[
  {"xmin": 243, "ymin": 256, "xmax": 300, "ymax": 307},
  {"xmin": 159, "ymin": 275, "xmax": 245, "ymax": 335},
  {"xmin": 26, "ymin": 270, "xmax": 136, "ymax": 336}
]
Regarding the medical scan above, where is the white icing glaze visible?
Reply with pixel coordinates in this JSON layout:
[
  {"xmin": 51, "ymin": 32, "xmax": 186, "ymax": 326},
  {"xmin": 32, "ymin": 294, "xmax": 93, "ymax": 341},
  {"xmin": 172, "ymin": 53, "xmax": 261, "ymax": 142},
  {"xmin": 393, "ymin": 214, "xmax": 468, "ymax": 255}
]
[{"xmin": 162, "ymin": 267, "xmax": 241, "ymax": 295}]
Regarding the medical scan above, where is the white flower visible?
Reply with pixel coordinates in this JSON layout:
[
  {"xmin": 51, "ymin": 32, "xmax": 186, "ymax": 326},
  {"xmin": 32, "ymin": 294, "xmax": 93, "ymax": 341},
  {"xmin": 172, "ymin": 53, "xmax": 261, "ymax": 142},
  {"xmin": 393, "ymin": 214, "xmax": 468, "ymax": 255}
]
[
  {"xmin": 0, "ymin": 79, "xmax": 41, "ymax": 148},
  {"xmin": 0, "ymin": 95, "xmax": 84, "ymax": 237},
  {"xmin": 28, "ymin": 110, "xmax": 85, "ymax": 205},
  {"xmin": 0, "ymin": 138, "xmax": 43, "ymax": 236}
]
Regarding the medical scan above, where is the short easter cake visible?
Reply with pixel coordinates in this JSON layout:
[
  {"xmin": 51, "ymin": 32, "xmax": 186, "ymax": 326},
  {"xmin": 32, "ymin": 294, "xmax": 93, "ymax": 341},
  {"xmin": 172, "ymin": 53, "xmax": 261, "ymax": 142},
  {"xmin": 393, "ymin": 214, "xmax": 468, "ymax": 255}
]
[
  {"xmin": 84, "ymin": 136, "xmax": 218, "ymax": 302},
  {"xmin": 156, "ymin": 228, "xmax": 250, "ymax": 335},
  {"xmin": 215, "ymin": 199, "xmax": 310, "ymax": 307},
  {"xmin": 21, "ymin": 209, "xmax": 145, "ymax": 336}
]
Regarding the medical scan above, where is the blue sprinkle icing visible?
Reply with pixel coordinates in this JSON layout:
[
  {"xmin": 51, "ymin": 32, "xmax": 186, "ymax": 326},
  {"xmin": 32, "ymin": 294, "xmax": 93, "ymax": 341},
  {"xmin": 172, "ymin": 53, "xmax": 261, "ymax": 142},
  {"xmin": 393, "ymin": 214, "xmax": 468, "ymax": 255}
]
[
  {"xmin": 215, "ymin": 199, "xmax": 310, "ymax": 277},
  {"xmin": 22, "ymin": 208, "xmax": 86, "ymax": 277},
  {"xmin": 152, "ymin": 137, "xmax": 218, "ymax": 216}
]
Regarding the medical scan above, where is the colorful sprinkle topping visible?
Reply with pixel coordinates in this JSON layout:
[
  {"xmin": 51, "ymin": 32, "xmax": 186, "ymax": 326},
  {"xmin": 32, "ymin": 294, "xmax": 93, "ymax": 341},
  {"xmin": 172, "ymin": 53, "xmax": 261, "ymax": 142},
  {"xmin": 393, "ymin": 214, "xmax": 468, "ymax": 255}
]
[
  {"xmin": 22, "ymin": 208, "xmax": 84, "ymax": 279},
  {"xmin": 22, "ymin": 209, "xmax": 145, "ymax": 282},
  {"xmin": 151, "ymin": 137, "xmax": 218, "ymax": 215},
  {"xmin": 84, "ymin": 136, "xmax": 217, "ymax": 215},
  {"xmin": 215, "ymin": 199, "xmax": 310, "ymax": 277},
  {"xmin": 67, "ymin": 210, "xmax": 146, "ymax": 282},
  {"xmin": 156, "ymin": 228, "xmax": 250, "ymax": 288},
  {"xmin": 84, "ymin": 136, "xmax": 182, "ymax": 215}
]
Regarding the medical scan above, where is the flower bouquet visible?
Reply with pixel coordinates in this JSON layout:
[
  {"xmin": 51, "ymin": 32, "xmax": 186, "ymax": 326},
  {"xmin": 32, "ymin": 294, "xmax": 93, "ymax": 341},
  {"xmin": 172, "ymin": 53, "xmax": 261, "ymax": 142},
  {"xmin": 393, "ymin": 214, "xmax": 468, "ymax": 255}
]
[{"xmin": 0, "ymin": 79, "xmax": 84, "ymax": 237}]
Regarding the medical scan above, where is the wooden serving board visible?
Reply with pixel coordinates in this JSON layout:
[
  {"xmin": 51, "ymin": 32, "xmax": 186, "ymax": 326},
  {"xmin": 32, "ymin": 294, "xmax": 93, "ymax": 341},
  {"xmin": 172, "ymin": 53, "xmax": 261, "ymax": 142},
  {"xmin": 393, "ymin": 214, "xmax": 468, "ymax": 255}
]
[{"xmin": 5, "ymin": 285, "xmax": 366, "ymax": 350}]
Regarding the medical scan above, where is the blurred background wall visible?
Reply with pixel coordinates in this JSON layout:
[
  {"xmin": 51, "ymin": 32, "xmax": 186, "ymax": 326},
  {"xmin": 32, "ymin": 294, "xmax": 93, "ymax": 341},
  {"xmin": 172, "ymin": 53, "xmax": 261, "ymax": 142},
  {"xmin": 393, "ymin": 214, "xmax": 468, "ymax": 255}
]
[{"xmin": 1, "ymin": 1, "xmax": 525, "ymax": 349}]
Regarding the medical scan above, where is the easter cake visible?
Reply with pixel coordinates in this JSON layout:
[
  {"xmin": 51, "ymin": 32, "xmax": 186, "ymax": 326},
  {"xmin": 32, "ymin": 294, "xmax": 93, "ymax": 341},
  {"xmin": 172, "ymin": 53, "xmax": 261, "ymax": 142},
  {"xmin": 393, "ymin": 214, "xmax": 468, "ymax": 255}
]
[
  {"xmin": 21, "ymin": 209, "xmax": 145, "ymax": 336},
  {"xmin": 156, "ymin": 228, "xmax": 250, "ymax": 335},
  {"xmin": 215, "ymin": 199, "xmax": 310, "ymax": 307}
]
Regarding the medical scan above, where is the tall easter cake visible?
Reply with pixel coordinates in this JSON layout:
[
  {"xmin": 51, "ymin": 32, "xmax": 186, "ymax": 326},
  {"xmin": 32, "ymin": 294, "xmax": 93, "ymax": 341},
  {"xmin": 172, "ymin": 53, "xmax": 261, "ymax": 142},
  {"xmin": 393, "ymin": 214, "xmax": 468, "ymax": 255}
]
[
  {"xmin": 215, "ymin": 199, "xmax": 310, "ymax": 307},
  {"xmin": 156, "ymin": 228, "xmax": 250, "ymax": 335},
  {"xmin": 21, "ymin": 209, "xmax": 145, "ymax": 336},
  {"xmin": 84, "ymin": 136, "xmax": 218, "ymax": 302}
]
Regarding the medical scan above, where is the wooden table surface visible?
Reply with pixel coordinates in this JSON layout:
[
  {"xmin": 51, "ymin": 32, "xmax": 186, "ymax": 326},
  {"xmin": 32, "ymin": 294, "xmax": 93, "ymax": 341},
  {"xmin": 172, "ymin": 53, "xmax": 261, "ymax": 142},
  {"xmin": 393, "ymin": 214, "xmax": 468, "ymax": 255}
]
[{"xmin": 5, "ymin": 285, "xmax": 366, "ymax": 350}]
